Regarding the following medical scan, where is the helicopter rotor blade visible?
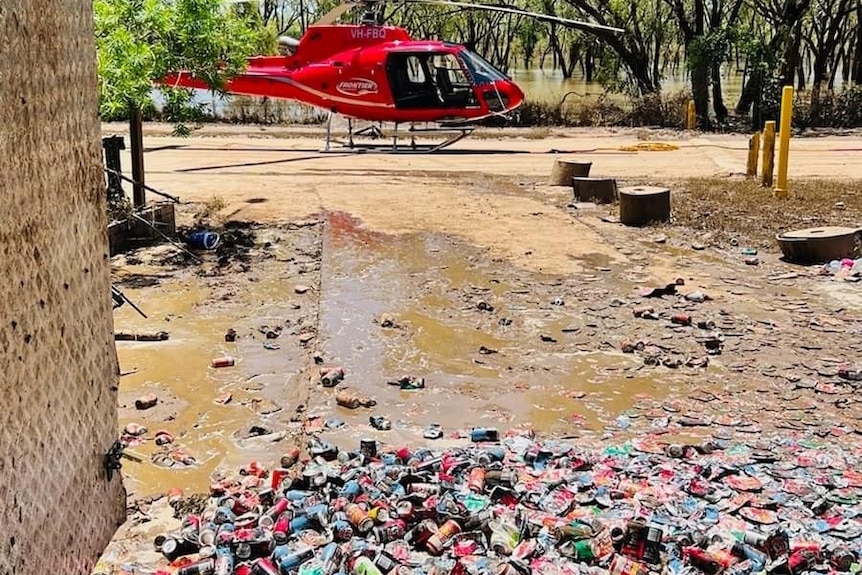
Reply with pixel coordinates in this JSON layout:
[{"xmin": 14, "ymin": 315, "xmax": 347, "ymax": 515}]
[
  {"xmin": 403, "ymin": 0, "xmax": 623, "ymax": 33},
  {"xmin": 314, "ymin": 1, "xmax": 360, "ymax": 25}
]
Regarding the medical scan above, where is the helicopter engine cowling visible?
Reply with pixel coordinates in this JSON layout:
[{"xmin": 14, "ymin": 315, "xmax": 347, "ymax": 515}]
[{"xmin": 277, "ymin": 36, "xmax": 300, "ymax": 55}]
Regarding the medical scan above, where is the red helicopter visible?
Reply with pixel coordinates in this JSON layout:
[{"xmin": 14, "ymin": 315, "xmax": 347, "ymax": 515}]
[{"xmin": 163, "ymin": 0, "xmax": 623, "ymax": 151}]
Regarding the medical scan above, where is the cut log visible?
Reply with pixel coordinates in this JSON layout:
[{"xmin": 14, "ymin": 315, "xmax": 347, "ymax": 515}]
[
  {"xmin": 115, "ymin": 331, "xmax": 169, "ymax": 341},
  {"xmin": 549, "ymin": 160, "xmax": 591, "ymax": 186},
  {"xmin": 572, "ymin": 177, "xmax": 617, "ymax": 203},
  {"xmin": 776, "ymin": 226, "xmax": 860, "ymax": 263},
  {"xmin": 618, "ymin": 186, "xmax": 671, "ymax": 226}
]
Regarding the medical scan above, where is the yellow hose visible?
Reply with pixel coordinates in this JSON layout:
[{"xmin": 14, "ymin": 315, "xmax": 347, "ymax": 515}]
[{"xmin": 617, "ymin": 142, "xmax": 681, "ymax": 152}]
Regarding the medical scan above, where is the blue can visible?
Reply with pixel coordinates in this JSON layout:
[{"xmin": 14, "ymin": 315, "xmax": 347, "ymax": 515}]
[
  {"xmin": 332, "ymin": 520, "xmax": 354, "ymax": 542},
  {"xmin": 188, "ymin": 230, "xmax": 221, "ymax": 250},
  {"xmin": 213, "ymin": 546, "xmax": 234, "ymax": 575},
  {"xmin": 485, "ymin": 446, "xmax": 506, "ymax": 461},
  {"xmin": 277, "ymin": 547, "xmax": 314, "ymax": 573},
  {"xmin": 303, "ymin": 503, "xmax": 328, "ymax": 515},
  {"xmin": 340, "ymin": 480, "xmax": 360, "ymax": 498},
  {"xmin": 216, "ymin": 522, "xmax": 235, "ymax": 533},
  {"xmin": 289, "ymin": 515, "xmax": 310, "ymax": 534},
  {"xmin": 470, "ymin": 428, "xmax": 500, "ymax": 442},
  {"xmin": 214, "ymin": 506, "xmax": 236, "ymax": 524},
  {"xmin": 272, "ymin": 544, "xmax": 292, "ymax": 563},
  {"xmin": 320, "ymin": 542, "xmax": 343, "ymax": 574},
  {"xmin": 303, "ymin": 504, "xmax": 330, "ymax": 526},
  {"xmin": 285, "ymin": 490, "xmax": 313, "ymax": 501}
]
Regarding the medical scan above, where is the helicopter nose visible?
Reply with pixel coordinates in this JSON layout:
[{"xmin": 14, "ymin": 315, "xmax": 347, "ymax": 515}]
[
  {"xmin": 505, "ymin": 80, "xmax": 526, "ymax": 110},
  {"xmin": 479, "ymin": 80, "xmax": 525, "ymax": 114}
]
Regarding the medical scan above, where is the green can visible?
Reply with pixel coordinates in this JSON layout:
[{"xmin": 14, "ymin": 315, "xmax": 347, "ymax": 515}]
[{"xmin": 574, "ymin": 538, "xmax": 595, "ymax": 561}]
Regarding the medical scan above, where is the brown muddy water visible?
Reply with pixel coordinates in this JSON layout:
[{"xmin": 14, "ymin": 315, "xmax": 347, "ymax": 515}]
[
  {"xmin": 113, "ymin": 198, "xmax": 862, "ymax": 503},
  {"xmin": 112, "ymin": 212, "xmax": 694, "ymax": 499},
  {"xmin": 112, "ymin": 208, "xmax": 862, "ymax": 503}
]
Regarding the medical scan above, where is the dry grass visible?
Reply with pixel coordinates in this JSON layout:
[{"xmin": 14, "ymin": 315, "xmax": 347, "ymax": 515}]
[{"xmin": 668, "ymin": 177, "xmax": 862, "ymax": 250}]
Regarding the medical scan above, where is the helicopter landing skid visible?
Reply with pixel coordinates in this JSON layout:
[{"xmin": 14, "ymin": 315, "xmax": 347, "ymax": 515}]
[{"xmin": 321, "ymin": 120, "xmax": 475, "ymax": 154}]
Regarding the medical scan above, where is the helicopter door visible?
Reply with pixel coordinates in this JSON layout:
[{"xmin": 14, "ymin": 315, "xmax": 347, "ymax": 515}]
[{"xmin": 386, "ymin": 53, "xmax": 446, "ymax": 109}]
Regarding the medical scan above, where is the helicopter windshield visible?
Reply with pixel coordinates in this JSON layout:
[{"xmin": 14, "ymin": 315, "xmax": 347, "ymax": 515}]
[{"xmin": 457, "ymin": 49, "xmax": 509, "ymax": 86}]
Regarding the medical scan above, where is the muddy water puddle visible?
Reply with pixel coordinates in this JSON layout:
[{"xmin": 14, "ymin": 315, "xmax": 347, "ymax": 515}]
[
  {"xmin": 112, "ymin": 213, "xmax": 754, "ymax": 500},
  {"xmin": 112, "ymin": 224, "xmax": 320, "ymax": 499},
  {"xmin": 312, "ymin": 212, "xmax": 679, "ymax": 448}
]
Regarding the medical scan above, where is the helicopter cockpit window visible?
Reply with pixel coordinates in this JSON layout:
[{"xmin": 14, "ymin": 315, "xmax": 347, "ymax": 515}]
[
  {"xmin": 387, "ymin": 52, "xmax": 479, "ymax": 109},
  {"xmin": 430, "ymin": 53, "xmax": 477, "ymax": 107},
  {"xmin": 457, "ymin": 49, "xmax": 508, "ymax": 86}
]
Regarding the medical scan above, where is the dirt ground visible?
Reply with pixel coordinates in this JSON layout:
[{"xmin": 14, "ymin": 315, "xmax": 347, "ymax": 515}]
[{"xmin": 98, "ymin": 124, "xmax": 862, "ymax": 574}]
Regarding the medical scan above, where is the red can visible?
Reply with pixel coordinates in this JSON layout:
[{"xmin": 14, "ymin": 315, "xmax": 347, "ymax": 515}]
[
  {"xmin": 621, "ymin": 517, "xmax": 648, "ymax": 560},
  {"xmin": 251, "ymin": 557, "xmax": 280, "ymax": 575},
  {"xmin": 426, "ymin": 520, "xmax": 461, "ymax": 555},
  {"xmin": 405, "ymin": 519, "xmax": 438, "ymax": 549},
  {"xmin": 671, "ymin": 313, "xmax": 692, "ymax": 326},
  {"xmin": 272, "ymin": 513, "xmax": 291, "ymax": 544},
  {"xmin": 467, "ymin": 467, "xmax": 486, "ymax": 493},
  {"xmin": 396, "ymin": 447, "xmax": 412, "ymax": 461},
  {"xmin": 211, "ymin": 356, "xmax": 235, "ymax": 368},
  {"xmin": 280, "ymin": 447, "xmax": 301, "ymax": 468},
  {"xmin": 270, "ymin": 469, "xmax": 290, "ymax": 491},
  {"xmin": 261, "ymin": 498, "xmax": 289, "ymax": 526}
]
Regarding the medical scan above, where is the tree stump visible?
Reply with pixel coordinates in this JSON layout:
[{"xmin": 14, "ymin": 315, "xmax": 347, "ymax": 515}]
[
  {"xmin": 549, "ymin": 159, "xmax": 591, "ymax": 186},
  {"xmin": 572, "ymin": 177, "xmax": 617, "ymax": 203},
  {"xmin": 618, "ymin": 186, "xmax": 671, "ymax": 226}
]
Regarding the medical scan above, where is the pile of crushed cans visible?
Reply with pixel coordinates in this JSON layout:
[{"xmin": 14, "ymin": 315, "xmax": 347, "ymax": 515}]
[{"xmin": 152, "ymin": 427, "xmax": 862, "ymax": 575}]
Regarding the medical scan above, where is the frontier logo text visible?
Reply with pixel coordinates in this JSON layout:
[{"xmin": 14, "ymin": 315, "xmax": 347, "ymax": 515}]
[{"xmin": 336, "ymin": 78, "xmax": 379, "ymax": 96}]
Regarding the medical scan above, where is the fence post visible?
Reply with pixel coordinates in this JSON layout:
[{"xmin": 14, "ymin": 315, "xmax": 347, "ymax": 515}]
[
  {"xmin": 774, "ymin": 86, "xmax": 794, "ymax": 198},
  {"xmin": 761, "ymin": 121, "xmax": 776, "ymax": 188},
  {"xmin": 746, "ymin": 132, "xmax": 760, "ymax": 178}
]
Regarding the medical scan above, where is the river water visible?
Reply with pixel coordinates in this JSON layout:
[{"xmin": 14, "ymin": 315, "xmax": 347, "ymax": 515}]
[
  {"xmin": 509, "ymin": 68, "xmax": 744, "ymax": 103},
  {"xmin": 179, "ymin": 67, "xmax": 747, "ymax": 123}
]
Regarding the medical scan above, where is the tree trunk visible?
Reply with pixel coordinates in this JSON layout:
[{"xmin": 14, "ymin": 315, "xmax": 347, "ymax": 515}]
[
  {"xmin": 129, "ymin": 104, "xmax": 145, "ymax": 208},
  {"xmin": 750, "ymin": 69, "xmax": 763, "ymax": 131},
  {"xmin": 855, "ymin": 2, "xmax": 862, "ymax": 83},
  {"xmin": 585, "ymin": 50, "xmax": 594, "ymax": 81},
  {"xmin": 711, "ymin": 63, "xmax": 728, "ymax": 121},
  {"xmin": 782, "ymin": 24, "xmax": 804, "ymax": 86},
  {"xmin": 691, "ymin": 60, "xmax": 710, "ymax": 129},
  {"xmin": 841, "ymin": 48, "xmax": 851, "ymax": 83}
]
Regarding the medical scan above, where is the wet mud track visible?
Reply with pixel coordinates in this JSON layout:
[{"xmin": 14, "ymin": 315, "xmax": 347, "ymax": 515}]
[{"xmin": 112, "ymin": 199, "xmax": 862, "ymax": 507}]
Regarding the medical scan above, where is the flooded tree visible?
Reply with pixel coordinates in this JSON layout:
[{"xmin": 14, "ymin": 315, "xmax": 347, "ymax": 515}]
[
  {"xmin": 94, "ymin": 0, "xmax": 271, "ymax": 203},
  {"xmin": 804, "ymin": 0, "xmax": 855, "ymax": 122},
  {"xmin": 563, "ymin": 0, "xmax": 670, "ymax": 94}
]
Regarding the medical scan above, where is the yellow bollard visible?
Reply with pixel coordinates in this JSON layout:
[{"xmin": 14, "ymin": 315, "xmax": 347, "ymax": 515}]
[
  {"xmin": 746, "ymin": 132, "xmax": 761, "ymax": 177},
  {"xmin": 686, "ymin": 100, "xmax": 696, "ymax": 130},
  {"xmin": 774, "ymin": 86, "xmax": 793, "ymax": 198},
  {"xmin": 761, "ymin": 121, "xmax": 776, "ymax": 188}
]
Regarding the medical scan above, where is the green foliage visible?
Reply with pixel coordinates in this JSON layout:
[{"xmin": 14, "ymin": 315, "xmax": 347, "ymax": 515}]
[
  {"xmin": 94, "ymin": 0, "xmax": 272, "ymax": 121},
  {"xmin": 510, "ymin": 90, "xmax": 690, "ymax": 127},
  {"xmin": 686, "ymin": 28, "xmax": 731, "ymax": 72},
  {"xmin": 793, "ymin": 86, "xmax": 862, "ymax": 129}
]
